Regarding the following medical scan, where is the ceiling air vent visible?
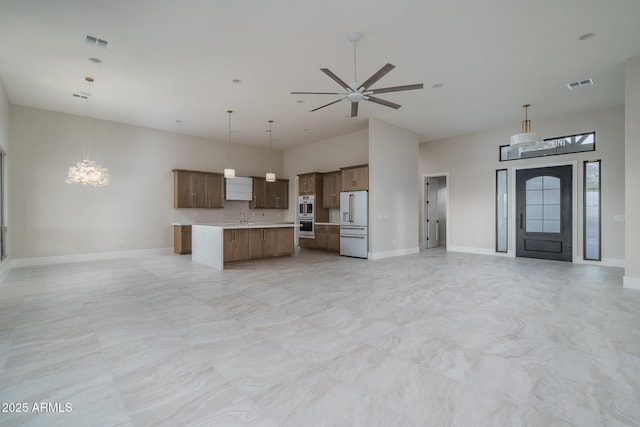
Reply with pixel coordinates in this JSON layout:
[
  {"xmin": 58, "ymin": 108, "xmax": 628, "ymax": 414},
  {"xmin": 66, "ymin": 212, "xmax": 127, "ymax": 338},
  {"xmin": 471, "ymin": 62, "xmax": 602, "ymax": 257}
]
[
  {"xmin": 72, "ymin": 92, "xmax": 90, "ymax": 99},
  {"xmin": 567, "ymin": 78, "xmax": 594, "ymax": 90},
  {"xmin": 85, "ymin": 35, "xmax": 108, "ymax": 49}
]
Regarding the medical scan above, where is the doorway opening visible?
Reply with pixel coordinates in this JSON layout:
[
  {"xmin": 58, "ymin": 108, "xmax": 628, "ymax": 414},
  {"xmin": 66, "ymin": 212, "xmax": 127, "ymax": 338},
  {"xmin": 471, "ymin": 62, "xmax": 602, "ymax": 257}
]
[{"xmin": 424, "ymin": 175, "xmax": 448, "ymax": 250}]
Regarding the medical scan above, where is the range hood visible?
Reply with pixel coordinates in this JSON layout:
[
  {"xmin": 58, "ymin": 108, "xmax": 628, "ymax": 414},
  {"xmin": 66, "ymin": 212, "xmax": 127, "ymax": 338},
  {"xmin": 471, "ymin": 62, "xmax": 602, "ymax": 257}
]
[{"xmin": 225, "ymin": 176, "xmax": 253, "ymax": 201}]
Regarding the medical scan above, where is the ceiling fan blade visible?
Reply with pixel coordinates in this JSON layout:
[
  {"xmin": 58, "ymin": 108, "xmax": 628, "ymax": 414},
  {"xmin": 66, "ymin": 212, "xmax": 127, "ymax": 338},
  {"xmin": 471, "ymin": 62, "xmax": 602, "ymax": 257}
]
[
  {"xmin": 366, "ymin": 96, "xmax": 401, "ymax": 109},
  {"xmin": 310, "ymin": 97, "xmax": 346, "ymax": 112},
  {"xmin": 351, "ymin": 102, "xmax": 359, "ymax": 118},
  {"xmin": 359, "ymin": 63, "xmax": 395, "ymax": 91},
  {"xmin": 320, "ymin": 68, "xmax": 351, "ymax": 91},
  {"xmin": 291, "ymin": 91, "xmax": 343, "ymax": 95},
  {"xmin": 368, "ymin": 83, "xmax": 424, "ymax": 95}
]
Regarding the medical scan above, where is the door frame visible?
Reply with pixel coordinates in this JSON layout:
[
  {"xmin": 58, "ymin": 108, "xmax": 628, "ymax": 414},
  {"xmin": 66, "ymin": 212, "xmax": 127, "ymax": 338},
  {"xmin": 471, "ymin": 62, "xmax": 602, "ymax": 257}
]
[
  {"xmin": 509, "ymin": 160, "xmax": 578, "ymax": 262},
  {"xmin": 422, "ymin": 172, "xmax": 449, "ymax": 250}
]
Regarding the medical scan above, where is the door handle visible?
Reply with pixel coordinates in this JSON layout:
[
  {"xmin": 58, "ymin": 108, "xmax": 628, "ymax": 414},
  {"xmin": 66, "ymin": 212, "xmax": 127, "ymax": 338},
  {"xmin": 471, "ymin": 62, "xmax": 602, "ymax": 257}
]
[{"xmin": 519, "ymin": 213, "xmax": 523, "ymax": 230}]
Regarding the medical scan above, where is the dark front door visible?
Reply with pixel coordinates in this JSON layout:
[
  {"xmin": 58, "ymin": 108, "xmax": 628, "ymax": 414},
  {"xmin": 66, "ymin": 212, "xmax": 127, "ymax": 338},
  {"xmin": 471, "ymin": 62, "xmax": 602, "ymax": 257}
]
[{"xmin": 516, "ymin": 165, "xmax": 572, "ymax": 262}]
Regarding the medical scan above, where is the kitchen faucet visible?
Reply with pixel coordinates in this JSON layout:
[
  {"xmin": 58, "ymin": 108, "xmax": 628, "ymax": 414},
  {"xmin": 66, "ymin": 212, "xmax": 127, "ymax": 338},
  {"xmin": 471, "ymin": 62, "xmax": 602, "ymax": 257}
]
[{"xmin": 239, "ymin": 208, "xmax": 249, "ymax": 224}]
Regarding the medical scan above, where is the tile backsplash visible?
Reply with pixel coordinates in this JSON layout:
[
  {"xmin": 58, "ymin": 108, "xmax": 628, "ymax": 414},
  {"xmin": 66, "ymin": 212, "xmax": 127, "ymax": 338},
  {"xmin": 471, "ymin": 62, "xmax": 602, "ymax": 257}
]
[{"xmin": 173, "ymin": 200, "xmax": 289, "ymax": 225}]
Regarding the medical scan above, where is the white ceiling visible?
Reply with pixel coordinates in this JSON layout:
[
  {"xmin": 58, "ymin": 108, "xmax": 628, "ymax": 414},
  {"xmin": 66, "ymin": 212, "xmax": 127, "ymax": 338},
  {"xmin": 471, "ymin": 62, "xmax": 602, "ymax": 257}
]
[{"xmin": 1, "ymin": 0, "xmax": 639, "ymax": 150}]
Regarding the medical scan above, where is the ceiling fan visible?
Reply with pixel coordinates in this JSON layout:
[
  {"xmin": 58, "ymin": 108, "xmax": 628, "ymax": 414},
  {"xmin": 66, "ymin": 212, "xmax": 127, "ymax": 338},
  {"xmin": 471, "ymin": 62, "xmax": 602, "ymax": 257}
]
[{"xmin": 292, "ymin": 32, "xmax": 424, "ymax": 118}]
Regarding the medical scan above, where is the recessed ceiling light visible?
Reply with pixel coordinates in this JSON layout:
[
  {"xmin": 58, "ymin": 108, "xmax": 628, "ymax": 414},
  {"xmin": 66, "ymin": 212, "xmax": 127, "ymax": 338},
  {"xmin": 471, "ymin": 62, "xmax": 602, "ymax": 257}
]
[
  {"xmin": 432, "ymin": 83, "xmax": 443, "ymax": 89},
  {"xmin": 579, "ymin": 32, "xmax": 596, "ymax": 41},
  {"xmin": 89, "ymin": 57, "xmax": 102, "ymax": 63},
  {"xmin": 232, "ymin": 79, "xmax": 242, "ymax": 84}
]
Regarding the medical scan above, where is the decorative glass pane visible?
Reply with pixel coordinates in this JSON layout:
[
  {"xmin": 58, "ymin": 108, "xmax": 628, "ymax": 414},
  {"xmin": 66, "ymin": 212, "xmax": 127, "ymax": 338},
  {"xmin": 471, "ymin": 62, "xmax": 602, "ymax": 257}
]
[
  {"xmin": 496, "ymin": 169, "xmax": 508, "ymax": 253},
  {"xmin": 500, "ymin": 131, "xmax": 596, "ymax": 161},
  {"xmin": 543, "ymin": 220, "xmax": 561, "ymax": 233},
  {"xmin": 526, "ymin": 175, "xmax": 562, "ymax": 233},
  {"xmin": 584, "ymin": 161, "xmax": 601, "ymax": 260}
]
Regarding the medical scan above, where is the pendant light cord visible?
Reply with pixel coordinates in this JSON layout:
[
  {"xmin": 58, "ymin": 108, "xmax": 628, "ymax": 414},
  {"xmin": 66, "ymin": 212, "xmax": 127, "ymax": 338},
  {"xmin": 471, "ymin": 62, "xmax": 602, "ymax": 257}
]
[
  {"xmin": 227, "ymin": 110, "xmax": 233, "ymax": 166},
  {"xmin": 85, "ymin": 77, "xmax": 95, "ymax": 161},
  {"xmin": 268, "ymin": 120, "xmax": 273, "ymax": 173}
]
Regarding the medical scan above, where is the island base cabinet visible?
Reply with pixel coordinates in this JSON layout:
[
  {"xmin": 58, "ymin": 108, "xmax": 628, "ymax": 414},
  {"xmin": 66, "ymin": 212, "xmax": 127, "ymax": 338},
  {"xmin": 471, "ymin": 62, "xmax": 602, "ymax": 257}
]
[
  {"xmin": 223, "ymin": 229, "xmax": 250, "ymax": 262},
  {"xmin": 249, "ymin": 227, "xmax": 294, "ymax": 259},
  {"xmin": 275, "ymin": 227, "xmax": 295, "ymax": 256},
  {"xmin": 249, "ymin": 228, "xmax": 276, "ymax": 259}
]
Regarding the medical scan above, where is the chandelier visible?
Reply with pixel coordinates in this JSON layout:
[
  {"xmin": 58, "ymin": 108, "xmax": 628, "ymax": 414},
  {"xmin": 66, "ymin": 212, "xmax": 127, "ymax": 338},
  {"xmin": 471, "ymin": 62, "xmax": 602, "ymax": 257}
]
[
  {"xmin": 66, "ymin": 77, "xmax": 110, "ymax": 187},
  {"xmin": 510, "ymin": 104, "xmax": 543, "ymax": 147}
]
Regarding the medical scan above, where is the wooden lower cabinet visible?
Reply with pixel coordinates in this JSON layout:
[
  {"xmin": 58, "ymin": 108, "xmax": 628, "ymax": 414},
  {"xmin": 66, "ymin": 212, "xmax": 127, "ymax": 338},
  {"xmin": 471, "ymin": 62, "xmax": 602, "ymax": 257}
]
[
  {"xmin": 223, "ymin": 229, "xmax": 250, "ymax": 262},
  {"xmin": 298, "ymin": 237, "xmax": 316, "ymax": 249},
  {"xmin": 173, "ymin": 225, "xmax": 192, "ymax": 254},
  {"xmin": 249, "ymin": 228, "xmax": 276, "ymax": 259},
  {"xmin": 315, "ymin": 224, "xmax": 340, "ymax": 252},
  {"xmin": 274, "ymin": 227, "xmax": 295, "ymax": 256},
  {"xmin": 227, "ymin": 227, "xmax": 295, "ymax": 262}
]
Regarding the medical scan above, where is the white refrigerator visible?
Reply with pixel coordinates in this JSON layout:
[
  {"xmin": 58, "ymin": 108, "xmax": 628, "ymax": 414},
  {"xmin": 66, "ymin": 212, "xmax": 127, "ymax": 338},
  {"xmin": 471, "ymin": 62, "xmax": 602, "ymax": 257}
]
[{"xmin": 340, "ymin": 190, "xmax": 368, "ymax": 258}]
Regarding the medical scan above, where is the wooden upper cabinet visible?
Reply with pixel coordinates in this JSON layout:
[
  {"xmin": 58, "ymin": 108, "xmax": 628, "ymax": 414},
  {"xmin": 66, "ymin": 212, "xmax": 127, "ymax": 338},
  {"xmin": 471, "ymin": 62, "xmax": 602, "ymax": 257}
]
[
  {"xmin": 250, "ymin": 177, "xmax": 289, "ymax": 209},
  {"xmin": 298, "ymin": 173, "xmax": 317, "ymax": 195},
  {"xmin": 173, "ymin": 169, "xmax": 224, "ymax": 208},
  {"xmin": 322, "ymin": 171, "xmax": 342, "ymax": 208},
  {"xmin": 341, "ymin": 165, "xmax": 368, "ymax": 191}
]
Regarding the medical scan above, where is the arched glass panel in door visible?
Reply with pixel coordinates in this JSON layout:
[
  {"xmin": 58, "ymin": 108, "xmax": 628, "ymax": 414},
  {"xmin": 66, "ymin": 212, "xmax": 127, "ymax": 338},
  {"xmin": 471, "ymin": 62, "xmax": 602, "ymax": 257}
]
[{"xmin": 525, "ymin": 176, "xmax": 561, "ymax": 233}]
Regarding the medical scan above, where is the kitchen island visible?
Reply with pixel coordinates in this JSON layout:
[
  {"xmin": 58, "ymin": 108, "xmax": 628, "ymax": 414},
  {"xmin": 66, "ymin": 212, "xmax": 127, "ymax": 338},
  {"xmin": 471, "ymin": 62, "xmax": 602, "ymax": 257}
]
[{"xmin": 192, "ymin": 223, "xmax": 296, "ymax": 269}]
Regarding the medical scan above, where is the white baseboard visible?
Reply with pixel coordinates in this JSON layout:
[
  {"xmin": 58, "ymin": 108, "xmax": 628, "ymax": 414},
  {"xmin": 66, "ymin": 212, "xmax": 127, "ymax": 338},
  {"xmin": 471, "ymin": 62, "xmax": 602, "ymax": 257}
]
[
  {"xmin": 368, "ymin": 246, "xmax": 420, "ymax": 260},
  {"xmin": 11, "ymin": 247, "xmax": 174, "ymax": 268},
  {"xmin": 575, "ymin": 256, "xmax": 625, "ymax": 268},
  {"xmin": 623, "ymin": 275, "xmax": 640, "ymax": 290},
  {"xmin": 0, "ymin": 257, "xmax": 11, "ymax": 284}
]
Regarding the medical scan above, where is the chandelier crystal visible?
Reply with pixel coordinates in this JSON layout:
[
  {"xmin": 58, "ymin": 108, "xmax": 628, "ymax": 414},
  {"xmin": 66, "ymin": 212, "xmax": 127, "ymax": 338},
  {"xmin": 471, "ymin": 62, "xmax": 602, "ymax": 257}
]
[
  {"xmin": 66, "ymin": 159, "xmax": 110, "ymax": 187},
  {"xmin": 66, "ymin": 77, "xmax": 110, "ymax": 187}
]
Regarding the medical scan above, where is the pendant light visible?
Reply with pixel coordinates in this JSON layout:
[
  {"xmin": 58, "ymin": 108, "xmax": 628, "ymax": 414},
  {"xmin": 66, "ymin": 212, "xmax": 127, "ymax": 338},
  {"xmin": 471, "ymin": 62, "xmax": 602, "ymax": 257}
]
[
  {"xmin": 66, "ymin": 77, "xmax": 110, "ymax": 187},
  {"xmin": 510, "ymin": 104, "xmax": 543, "ymax": 147},
  {"xmin": 224, "ymin": 109, "xmax": 235, "ymax": 179},
  {"xmin": 265, "ymin": 120, "xmax": 276, "ymax": 182}
]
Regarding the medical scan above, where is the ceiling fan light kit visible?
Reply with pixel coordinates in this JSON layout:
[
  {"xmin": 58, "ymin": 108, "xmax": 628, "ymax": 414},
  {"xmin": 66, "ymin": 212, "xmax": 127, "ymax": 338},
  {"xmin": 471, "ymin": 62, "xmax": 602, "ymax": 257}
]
[{"xmin": 292, "ymin": 32, "xmax": 424, "ymax": 117}]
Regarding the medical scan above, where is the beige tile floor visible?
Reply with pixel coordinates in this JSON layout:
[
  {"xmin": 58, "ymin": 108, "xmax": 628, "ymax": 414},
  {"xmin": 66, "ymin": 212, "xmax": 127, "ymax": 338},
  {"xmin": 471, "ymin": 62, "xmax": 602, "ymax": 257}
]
[{"xmin": 1, "ymin": 249, "xmax": 639, "ymax": 426}]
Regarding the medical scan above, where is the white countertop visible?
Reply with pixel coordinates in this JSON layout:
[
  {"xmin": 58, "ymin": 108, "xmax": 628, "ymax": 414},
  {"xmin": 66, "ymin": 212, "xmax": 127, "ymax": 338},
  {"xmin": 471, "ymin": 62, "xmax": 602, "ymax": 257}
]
[{"xmin": 191, "ymin": 222, "xmax": 296, "ymax": 229}]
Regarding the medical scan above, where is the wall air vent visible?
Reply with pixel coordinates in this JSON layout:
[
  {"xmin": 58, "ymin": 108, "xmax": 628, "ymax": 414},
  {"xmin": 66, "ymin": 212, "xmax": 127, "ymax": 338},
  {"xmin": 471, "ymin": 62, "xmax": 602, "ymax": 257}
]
[
  {"xmin": 85, "ymin": 35, "xmax": 109, "ymax": 49},
  {"xmin": 567, "ymin": 78, "xmax": 594, "ymax": 90}
]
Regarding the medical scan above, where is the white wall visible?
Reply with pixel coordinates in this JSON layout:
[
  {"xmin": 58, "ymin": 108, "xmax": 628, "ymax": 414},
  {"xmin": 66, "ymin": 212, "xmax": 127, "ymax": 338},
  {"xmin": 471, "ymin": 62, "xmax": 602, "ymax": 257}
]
[
  {"xmin": 0, "ymin": 77, "xmax": 10, "ymax": 278},
  {"xmin": 9, "ymin": 106, "xmax": 285, "ymax": 260},
  {"xmin": 624, "ymin": 56, "xmax": 640, "ymax": 288},
  {"xmin": 419, "ymin": 105, "xmax": 625, "ymax": 263},
  {"xmin": 369, "ymin": 119, "xmax": 419, "ymax": 259},
  {"xmin": 283, "ymin": 128, "xmax": 368, "ymax": 221}
]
